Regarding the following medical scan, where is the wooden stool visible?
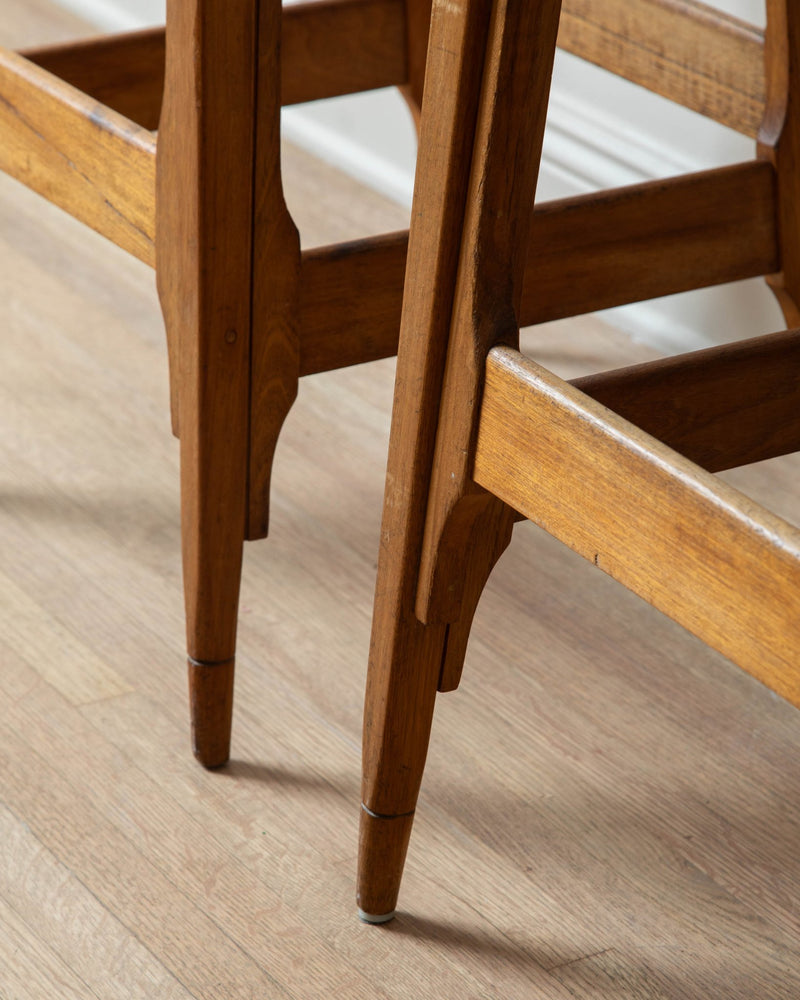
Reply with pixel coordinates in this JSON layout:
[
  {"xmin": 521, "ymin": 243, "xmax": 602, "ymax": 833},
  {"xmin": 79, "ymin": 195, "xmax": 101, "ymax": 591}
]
[
  {"xmin": 0, "ymin": 0, "xmax": 436, "ymax": 766},
  {"xmin": 357, "ymin": 0, "xmax": 800, "ymax": 921}
]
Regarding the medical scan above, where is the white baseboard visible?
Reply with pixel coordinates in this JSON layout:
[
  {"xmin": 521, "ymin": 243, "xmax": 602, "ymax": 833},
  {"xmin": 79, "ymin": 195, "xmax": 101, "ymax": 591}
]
[{"xmin": 55, "ymin": 0, "xmax": 783, "ymax": 353}]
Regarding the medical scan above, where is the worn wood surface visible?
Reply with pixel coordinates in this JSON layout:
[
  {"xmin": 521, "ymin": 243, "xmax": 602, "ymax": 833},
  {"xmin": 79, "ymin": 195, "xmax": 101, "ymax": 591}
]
[
  {"xmin": 23, "ymin": 28, "xmax": 165, "ymax": 130},
  {"xmin": 557, "ymin": 0, "xmax": 765, "ymax": 137},
  {"xmin": 475, "ymin": 345, "xmax": 800, "ymax": 708},
  {"xmin": 572, "ymin": 328, "xmax": 800, "ymax": 472},
  {"xmin": 0, "ymin": 47, "xmax": 155, "ymax": 264}
]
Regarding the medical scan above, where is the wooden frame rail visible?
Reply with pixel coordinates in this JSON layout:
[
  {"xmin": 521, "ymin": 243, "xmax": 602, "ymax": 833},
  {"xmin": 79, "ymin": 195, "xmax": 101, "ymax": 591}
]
[
  {"xmin": 521, "ymin": 160, "xmax": 778, "ymax": 323},
  {"xmin": 557, "ymin": 0, "xmax": 765, "ymax": 137},
  {"xmin": 22, "ymin": 0, "xmax": 766, "ymax": 140},
  {"xmin": 573, "ymin": 328, "xmax": 800, "ymax": 472},
  {"xmin": 298, "ymin": 161, "xmax": 779, "ymax": 374},
  {"xmin": 23, "ymin": 28, "xmax": 165, "ymax": 130},
  {"xmin": 22, "ymin": 0, "xmax": 407, "ymax": 131},
  {"xmin": 2, "ymin": 17, "xmax": 778, "ymax": 367},
  {"xmin": 0, "ymin": 48, "xmax": 156, "ymax": 265},
  {"xmin": 474, "ymin": 346, "xmax": 800, "ymax": 708}
]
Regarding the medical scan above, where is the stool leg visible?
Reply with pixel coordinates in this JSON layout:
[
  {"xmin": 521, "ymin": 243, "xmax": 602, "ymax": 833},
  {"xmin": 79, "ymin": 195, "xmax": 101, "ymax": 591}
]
[
  {"xmin": 359, "ymin": 0, "xmax": 562, "ymax": 917},
  {"xmin": 357, "ymin": 0, "xmax": 508, "ymax": 918},
  {"xmin": 177, "ymin": 349, "xmax": 250, "ymax": 767},
  {"xmin": 358, "ymin": 600, "xmax": 447, "ymax": 920},
  {"xmin": 358, "ymin": 510, "xmax": 514, "ymax": 919},
  {"xmin": 157, "ymin": 0, "xmax": 260, "ymax": 766}
]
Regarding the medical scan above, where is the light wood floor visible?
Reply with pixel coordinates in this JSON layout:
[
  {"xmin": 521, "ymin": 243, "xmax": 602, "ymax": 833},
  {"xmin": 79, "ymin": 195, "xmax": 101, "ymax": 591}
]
[{"xmin": 3, "ymin": 5, "xmax": 800, "ymax": 998}]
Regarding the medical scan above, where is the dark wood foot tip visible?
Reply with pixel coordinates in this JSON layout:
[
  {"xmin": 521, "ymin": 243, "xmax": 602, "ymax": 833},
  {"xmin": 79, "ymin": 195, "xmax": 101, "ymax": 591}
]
[
  {"xmin": 357, "ymin": 806, "xmax": 415, "ymax": 921},
  {"xmin": 188, "ymin": 656, "xmax": 234, "ymax": 769},
  {"xmin": 191, "ymin": 741, "xmax": 231, "ymax": 770}
]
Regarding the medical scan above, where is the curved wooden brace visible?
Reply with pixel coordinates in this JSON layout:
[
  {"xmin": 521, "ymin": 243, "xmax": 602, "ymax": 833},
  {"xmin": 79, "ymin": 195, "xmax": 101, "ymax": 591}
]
[
  {"xmin": 247, "ymin": 0, "xmax": 302, "ymax": 542},
  {"xmin": 414, "ymin": 0, "xmax": 561, "ymax": 629},
  {"xmin": 435, "ymin": 496, "xmax": 515, "ymax": 692}
]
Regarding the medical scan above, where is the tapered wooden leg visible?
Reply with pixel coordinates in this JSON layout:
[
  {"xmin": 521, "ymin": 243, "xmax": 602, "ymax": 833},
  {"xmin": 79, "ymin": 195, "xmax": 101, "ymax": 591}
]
[
  {"xmin": 357, "ymin": 0, "xmax": 506, "ymax": 919},
  {"xmin": 358, "ymin": 810, "xmax": 416, "ymax": 922},
  {"xmin": 179, "ymin": 405, "xmax": 248, "ymax": 766},
  {"xmin": 359, "ymin": 0, "xmax": 562, "ymax": 918},
  {"xmin": 187, "ymin": 658, "xmax": 235, "ymax": 767},
  {"xmin": 358, "ymin": 611, "xmax": 446, "ymax": 920},
  {"xmin": 156, "ymin": 0, "xmax": 260, "ymax": 766},
  {"xmin": 357, "ymin": 510, "xmax": 513, "ymax": 917}
]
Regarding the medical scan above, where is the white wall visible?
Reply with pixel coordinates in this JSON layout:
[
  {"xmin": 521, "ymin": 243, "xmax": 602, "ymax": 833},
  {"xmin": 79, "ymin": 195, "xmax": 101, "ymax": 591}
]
[
  {"xmin": 56, "ymin": 0, "xmax": 162, "ymax": 29},
  {"xmin": 57, "ymin": 0, "xmax": 783, "ymax": 352}
]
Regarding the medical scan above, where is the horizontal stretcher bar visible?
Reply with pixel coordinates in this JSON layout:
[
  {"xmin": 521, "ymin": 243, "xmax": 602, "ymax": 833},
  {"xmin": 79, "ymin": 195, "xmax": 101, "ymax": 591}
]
[
  {"xmin": 298, "ymin": 161, "xmax": 779, "ymax": 374},
  {"xmin": 572, "ymin": 329, "xmax": 800, "ymax": 473},
  {"xmin": 0, "ymin": 48, "xmax": 156, "ymax": 266},
  {"xmin": 22, "ymin": 0, "xmax": 765, "ymax": 136},
  {"xmin": 22, "ymin": 0, "xmax": 407, "ymax": 130},
  {"xmin": 473, "ymin": 345, "xmax": 800, "ymax": 709},
  {"xmin": 557, "ymin": 0, "xmax": 765, "ymax": 138}
]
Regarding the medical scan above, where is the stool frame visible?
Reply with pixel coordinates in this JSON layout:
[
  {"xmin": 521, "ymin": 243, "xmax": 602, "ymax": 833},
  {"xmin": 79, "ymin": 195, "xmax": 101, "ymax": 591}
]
[
  {"xmin": 357, "ymin": 0, "xmax": 800, "ymax": 921},
  {"xmin": 1, "ymin": 0, "xmax": 795, "ymax": 777}
]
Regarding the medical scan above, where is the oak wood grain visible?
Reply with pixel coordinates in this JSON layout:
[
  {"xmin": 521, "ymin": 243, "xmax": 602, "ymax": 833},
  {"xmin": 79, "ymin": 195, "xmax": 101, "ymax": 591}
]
[
  {"xmin": 557, "ymin": 0, "xmax": 765, "ymax": 137},
  {"xmin": 23, "ymin": 27, "xmax": 165, "ymax": 130},
  {"xmin": 0, "ymin": 47, "xmax": 155, "ymax": 265},
  {"xmin": 572, "ymin": 328, "xmax": 800, "ymax": 473},
  {"xmin": 475, "ymin": 346, "xmax": 800, "ymax": 708}
]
